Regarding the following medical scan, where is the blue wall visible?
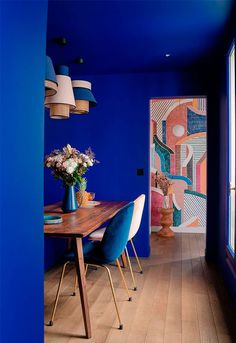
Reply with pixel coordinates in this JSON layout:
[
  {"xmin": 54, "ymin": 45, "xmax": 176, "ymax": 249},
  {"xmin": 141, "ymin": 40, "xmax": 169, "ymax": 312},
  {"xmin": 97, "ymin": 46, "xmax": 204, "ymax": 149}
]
[
  {"xmin": 44, "ymin": 70, "xmax": 207, "ymax": 268},
  {"xmin": 0, "ymin": 1, "xmax": 235, "ymax": 341},
  {"xmin": 0, "ymin": 1, "xmax": 47, "ymax": 342}
]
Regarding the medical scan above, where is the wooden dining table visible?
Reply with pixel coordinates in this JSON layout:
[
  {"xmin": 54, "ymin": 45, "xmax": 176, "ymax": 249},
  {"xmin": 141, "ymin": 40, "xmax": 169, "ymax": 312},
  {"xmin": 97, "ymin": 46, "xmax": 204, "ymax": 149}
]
[{"xmin": 44, "ymin": 200, "xmax": 128, "ymax": 339}]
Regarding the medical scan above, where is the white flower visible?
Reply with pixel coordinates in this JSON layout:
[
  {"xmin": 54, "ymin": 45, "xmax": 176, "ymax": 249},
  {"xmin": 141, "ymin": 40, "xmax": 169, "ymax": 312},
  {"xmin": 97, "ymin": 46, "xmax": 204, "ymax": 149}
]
[
  {"xmin": 87, "ymin": 160, "xmax": 93, "ymax": 167},
  {"xmin": 64, "ymin": 158, "xmax": 77, "ymax": 174},
  {"xmin": 67, "ymin": 166, "xmax": 75, "ymax": 174},
  {"xmin": 83, "ymin": 162, "xmax": 87, "ymax": 167},
  {"xmin": 54, "ymin": 155, "xmax": 63, "ymax": 163}
]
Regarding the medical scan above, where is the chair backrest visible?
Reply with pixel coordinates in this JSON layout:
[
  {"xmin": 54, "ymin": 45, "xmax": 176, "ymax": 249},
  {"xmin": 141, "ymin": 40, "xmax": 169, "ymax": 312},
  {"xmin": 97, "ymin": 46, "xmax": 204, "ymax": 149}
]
[
  {"xmin": 99, "ymin": 202, "xmax": 134, "ymax": 264},
  {"xmin": 128, "ymin": 194, "xmax": 145, "ymax": 240}
]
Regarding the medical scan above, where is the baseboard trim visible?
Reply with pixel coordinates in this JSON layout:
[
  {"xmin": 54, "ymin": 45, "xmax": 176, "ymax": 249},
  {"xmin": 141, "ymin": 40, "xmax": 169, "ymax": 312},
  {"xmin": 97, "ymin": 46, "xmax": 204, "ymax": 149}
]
[{"xmin": 151, "ymin": 226, "xmax": 206, "ymax": 234}]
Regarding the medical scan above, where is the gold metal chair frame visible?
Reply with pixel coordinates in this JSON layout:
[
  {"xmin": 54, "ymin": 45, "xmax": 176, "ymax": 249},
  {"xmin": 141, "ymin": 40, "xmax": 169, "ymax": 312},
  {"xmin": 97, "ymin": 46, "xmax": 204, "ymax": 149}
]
[
  {"xmin": 88, "ymin": 236, "xmax": 144, "ymax": 291},
  {"xmin": 129, "ymin": 238, "xmax": 143, "ymax": 274},
  {"xmin": 123, "ymin": 238, "xmax": 143, "ymax": 292},
  {"xmin": 48, "ymin": 259, "xmax": 132, "ymax": 330}
]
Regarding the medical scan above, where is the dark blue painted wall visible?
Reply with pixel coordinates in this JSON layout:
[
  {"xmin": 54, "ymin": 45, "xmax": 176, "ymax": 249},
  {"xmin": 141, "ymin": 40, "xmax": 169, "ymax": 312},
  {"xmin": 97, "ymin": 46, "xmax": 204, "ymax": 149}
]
[
  {"xmin": 44, "ymin": 70, "xmax": 207, "ymax": 268},
  {"xmin": 0, "ymin": 1, "xmax": 47, "ymax": 342},
  {"xmin": 0, "ymin": 1, "xmax": 234, "ymax": 340}
]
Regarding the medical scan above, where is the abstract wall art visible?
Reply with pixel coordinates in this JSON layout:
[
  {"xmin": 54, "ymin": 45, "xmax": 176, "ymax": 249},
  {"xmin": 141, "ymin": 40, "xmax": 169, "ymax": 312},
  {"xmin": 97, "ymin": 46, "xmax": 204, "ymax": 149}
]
[{"xmin": 150, "ymin": 97, "xmax": 207, "ymax": 233}]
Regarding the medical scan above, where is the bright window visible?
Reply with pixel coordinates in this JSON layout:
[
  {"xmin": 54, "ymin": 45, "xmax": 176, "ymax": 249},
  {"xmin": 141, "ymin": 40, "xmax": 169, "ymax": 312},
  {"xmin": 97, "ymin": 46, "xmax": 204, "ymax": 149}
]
[{"xmin": 228, "ymin": 41, "xmax": 235, "ymax": 253}]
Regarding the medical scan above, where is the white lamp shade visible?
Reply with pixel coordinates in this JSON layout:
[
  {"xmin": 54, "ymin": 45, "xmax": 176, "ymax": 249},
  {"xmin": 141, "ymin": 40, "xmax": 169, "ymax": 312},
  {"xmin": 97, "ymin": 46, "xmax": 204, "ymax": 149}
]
[
  {"xmin": 73, "ymin": 80, "xmax": 91, "ymax": 89},
  {"xmin": 45, "ymin": 71, "xmax": 76, "ymax": 119}
]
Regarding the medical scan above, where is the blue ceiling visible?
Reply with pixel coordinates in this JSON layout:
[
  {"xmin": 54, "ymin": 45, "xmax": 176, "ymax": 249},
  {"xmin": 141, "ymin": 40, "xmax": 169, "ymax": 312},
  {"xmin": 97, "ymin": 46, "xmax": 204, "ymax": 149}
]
[{"xmin": 47, "ymin": 0, "xmax": 234, "ymax": 76}]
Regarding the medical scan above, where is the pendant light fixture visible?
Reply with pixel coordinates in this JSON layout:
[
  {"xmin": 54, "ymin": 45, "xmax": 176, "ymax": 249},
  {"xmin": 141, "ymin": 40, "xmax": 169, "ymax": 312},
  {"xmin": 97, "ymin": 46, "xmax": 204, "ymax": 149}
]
[
  {"xmin": 70, "ymin": 57, "xmax": 97, "ymax": 115},
  {"xmin": 44, "ymin": 65, "xmax": 76, "ymax": 119},
  {"xmin": 45, "ymin": 56, "xmax": 58, "ymax": 97},
  {"xmin": 71, "ymin": 80, "xmax": 97, "ymax": 114}
]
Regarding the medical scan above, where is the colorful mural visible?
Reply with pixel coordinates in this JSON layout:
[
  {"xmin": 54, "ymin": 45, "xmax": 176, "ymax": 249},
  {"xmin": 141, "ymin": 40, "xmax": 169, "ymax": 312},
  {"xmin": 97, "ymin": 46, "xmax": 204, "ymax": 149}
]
[{"xmin": 150, "ymin": 98, "xmax": 207, "ymax": 233}]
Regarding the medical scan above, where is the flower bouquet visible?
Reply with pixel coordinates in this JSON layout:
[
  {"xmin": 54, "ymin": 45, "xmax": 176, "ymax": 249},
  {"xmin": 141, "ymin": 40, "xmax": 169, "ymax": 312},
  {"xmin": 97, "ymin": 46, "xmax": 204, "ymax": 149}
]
[
  {"xmin": 45, "ymin": 144, "xmax": 98, "ymax": 212},
  {"xmin": 155, "ymin": 172, "xmax": 174, "ymax": 237},
  {"xmin": 155, "ymin": 172, "xmax": 172, "ymax": 208}
]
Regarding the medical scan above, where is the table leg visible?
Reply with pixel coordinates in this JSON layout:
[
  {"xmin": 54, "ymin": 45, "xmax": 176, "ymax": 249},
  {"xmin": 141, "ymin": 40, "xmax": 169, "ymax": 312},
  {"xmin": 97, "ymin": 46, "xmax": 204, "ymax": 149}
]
[
  {"xmin": 73, "ymin": 237, "xmax": 92, "ymax": 338},
  {"xmin": 120, "ymin": 251, "xmax": 128, "ymax": 268}
]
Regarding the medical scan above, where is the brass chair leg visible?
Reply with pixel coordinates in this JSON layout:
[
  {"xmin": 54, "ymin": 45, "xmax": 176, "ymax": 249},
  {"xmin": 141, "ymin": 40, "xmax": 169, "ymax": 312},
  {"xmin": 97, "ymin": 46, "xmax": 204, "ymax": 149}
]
[
  {"xmin": 125, "ymin": 247, "xmax": 137, "ymax": 291},
  {"xmin": 130, "ymin": 239, "xmax": 143, "ymax": 274},
  {"xmin": 48, "ymin": 261, "xmax": 70, "ymax": 326},
  {"xmin": 72, "ymin": 271, "xmax": 78, "ymax": 296},
  {"xmin": 87, "ymin": 263, "xmax": 123, "ymax": 330},
  {"xmin": 116, "ymin": 259, "xmax": 132, "ymax": 301},
  {"xmin": 85, "ymin": 264, "xmax": 88, "ymax": 275}
]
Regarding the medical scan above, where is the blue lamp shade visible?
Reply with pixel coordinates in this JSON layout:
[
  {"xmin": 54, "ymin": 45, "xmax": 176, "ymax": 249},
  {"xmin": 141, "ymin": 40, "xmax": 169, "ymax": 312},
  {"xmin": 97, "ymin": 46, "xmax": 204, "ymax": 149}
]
[
  {"xmin": 45, "ymin": 56, "xmax": 58, "ymax": 97},
  {"xmin": 44, "ymin": 65, "xmax": 76, "ymax": 119},
  {"xmin": 71, "ymin": 80, "xmax": 97, "ymax": 114}
]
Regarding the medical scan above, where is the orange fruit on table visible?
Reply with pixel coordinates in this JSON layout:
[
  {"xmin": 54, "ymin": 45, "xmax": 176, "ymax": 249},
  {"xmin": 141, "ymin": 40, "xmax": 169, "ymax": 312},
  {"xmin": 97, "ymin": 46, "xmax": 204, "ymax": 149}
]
[{"xmin": 88, "ymin": 193, "xmax": 93, "ymax": 201}]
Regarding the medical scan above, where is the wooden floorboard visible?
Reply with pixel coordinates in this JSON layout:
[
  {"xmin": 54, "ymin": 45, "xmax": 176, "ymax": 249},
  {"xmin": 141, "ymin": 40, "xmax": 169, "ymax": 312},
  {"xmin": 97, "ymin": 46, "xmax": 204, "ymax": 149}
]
[{"xmin": 44, "ymin": 233, "xmax": 236, "ymax": 343}]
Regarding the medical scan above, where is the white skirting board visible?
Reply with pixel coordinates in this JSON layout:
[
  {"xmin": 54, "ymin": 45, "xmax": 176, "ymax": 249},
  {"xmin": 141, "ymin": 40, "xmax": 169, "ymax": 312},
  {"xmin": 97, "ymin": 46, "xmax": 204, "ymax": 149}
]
[{"xmin": 151, "ymin": 226, "xmax": 206, "ymax": 234}]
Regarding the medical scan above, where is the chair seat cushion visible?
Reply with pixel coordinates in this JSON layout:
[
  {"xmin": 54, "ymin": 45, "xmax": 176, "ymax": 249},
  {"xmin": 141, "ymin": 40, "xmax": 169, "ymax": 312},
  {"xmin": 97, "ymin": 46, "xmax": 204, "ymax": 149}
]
[
  {"xmin": 64, "ymin": 240, "xmax": 113, "ymax": 265},
  {"xmin": 89, "ymin": 227, "xmax": 106, "ymax": 240}
]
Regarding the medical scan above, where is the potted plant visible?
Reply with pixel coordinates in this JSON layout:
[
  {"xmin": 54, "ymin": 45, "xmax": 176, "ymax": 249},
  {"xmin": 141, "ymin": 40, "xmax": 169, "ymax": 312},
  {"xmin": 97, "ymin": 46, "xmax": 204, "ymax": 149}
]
[
  {"xmin": 155, "ymin": 172, "xmax": 174, "ymax": 237},
  {"xmin": 45, "ymin": 144, "xmax": 98, "ymax": 213}
]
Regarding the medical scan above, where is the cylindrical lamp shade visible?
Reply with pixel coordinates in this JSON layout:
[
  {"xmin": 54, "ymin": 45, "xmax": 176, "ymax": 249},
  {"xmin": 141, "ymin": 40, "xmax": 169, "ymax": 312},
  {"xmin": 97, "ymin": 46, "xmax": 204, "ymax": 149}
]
[
  {"xmin": 45, "ymin": 65, "xmax": 76, "ymax": 119},
  {"xmin": 71, "ymin": 80, "xmax": 97, "ymax": 114},
  {"xmin": 45, "ymin": 56, "xmax": 58, "ymax": 97}
]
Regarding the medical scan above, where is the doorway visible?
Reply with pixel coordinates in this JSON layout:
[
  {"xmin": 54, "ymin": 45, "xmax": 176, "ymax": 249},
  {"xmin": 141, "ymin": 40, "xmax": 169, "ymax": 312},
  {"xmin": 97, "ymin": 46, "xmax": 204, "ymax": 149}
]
[{"xmin": 150, "ymin": 97, "xmax": 207, "ymax": 235}]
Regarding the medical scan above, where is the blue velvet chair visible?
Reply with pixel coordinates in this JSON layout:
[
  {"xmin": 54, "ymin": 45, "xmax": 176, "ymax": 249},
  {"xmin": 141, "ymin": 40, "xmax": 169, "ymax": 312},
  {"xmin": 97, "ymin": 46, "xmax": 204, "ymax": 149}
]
[
  {"xmin": 49, "ymin": 202, "xmax": 134, "ymax": 330},
  {"xmin": 89, "ymin": 194, "xmax": 146, "ymax": 291}
]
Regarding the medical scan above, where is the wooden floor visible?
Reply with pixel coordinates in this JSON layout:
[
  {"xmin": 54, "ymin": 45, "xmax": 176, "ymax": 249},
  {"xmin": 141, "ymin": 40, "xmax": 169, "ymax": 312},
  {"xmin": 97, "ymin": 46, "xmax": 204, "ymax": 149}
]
[{"xmin": 44, "ymin": 233, "xmax": 236, "ymax": 343}]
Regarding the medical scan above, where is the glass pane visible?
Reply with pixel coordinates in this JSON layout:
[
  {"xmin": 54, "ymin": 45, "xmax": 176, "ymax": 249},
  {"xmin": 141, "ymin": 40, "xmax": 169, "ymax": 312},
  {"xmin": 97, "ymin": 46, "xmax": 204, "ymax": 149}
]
[
  {"xmin": 229, "ymin": 191, "xmax": 235, "ymax": 251},
  {"xmin": 229, "ymin": 42, "xmax": 235, "ymax": 252}
]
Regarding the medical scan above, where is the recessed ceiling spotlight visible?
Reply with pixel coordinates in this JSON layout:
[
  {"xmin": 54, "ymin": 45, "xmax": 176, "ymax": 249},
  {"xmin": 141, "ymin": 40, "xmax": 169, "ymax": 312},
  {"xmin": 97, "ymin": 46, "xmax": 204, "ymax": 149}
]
[
  {"xmin": 74, "ymin": 57, "xmax": 84, "ymax": 64},
  {"xmin": 165, "ymin": 53, "xmax": 171, "ymax": 58}
]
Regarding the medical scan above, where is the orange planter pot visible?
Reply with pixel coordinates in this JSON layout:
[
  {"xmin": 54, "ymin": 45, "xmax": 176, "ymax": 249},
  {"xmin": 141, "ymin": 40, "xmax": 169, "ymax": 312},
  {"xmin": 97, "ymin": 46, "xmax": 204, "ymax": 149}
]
[{"xmin": 157, "ymin": 208, "xmax": 174, "ymax": 238}]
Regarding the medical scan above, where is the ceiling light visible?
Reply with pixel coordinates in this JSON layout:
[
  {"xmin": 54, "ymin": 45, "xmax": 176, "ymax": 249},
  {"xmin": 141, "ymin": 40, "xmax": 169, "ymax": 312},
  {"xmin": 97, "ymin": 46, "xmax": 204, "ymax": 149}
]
[
  {"xmin": 71, "ymin": 80, "xmax": 97, "ymax": 115},
  {"xmin": 44, "ymin": 65, "xmax": 76, "ymax": 119},
  {"xmin": 45, "ymin": 56, "xmax": 58, "ymax": 97}
]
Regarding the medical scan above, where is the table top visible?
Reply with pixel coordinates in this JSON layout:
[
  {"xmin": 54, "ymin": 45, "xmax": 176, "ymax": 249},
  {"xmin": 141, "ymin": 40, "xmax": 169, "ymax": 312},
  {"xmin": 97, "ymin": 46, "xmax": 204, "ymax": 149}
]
[{"xmin": 44, "ymin": 201, "xmax": 128, "ymax": 238}]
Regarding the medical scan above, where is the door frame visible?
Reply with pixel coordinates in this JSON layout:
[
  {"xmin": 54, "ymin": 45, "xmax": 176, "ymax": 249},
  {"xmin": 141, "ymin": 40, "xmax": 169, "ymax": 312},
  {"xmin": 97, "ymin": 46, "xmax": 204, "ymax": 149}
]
[{"xmin": 226, "ymin": 40, "xmax": 236, "ymax": 267}]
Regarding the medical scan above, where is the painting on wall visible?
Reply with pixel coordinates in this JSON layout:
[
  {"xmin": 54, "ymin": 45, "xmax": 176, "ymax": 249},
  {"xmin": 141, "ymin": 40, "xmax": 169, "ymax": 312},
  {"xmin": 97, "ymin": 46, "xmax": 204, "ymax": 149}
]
[{"xmin": 150, "ymin": 97, "xmax": 207, "ymax": 233}]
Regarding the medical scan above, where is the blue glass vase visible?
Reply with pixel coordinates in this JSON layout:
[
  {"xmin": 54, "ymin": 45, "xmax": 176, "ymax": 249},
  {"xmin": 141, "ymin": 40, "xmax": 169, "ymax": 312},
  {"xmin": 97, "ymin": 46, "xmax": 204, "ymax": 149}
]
[{"xmin": 61, "ymin": 185, "xmax": 78, "ymax": 213}]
